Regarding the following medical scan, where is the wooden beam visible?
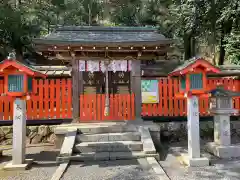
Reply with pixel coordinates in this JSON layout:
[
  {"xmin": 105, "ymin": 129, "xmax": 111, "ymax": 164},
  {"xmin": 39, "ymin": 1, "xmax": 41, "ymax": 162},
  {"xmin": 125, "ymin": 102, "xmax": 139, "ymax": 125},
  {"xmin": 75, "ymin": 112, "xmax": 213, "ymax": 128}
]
[
  {"xmin": 71, "ymin": 52, "xmax": 80, "ymax": 123},
  {"xmin": 131, "ymin": 59, "xmax": 142, "ymax": 121},
  {"xmin": 45, "ymin": 54, "xmax": 160, "ymax": 61},
  {"xmin": 35, "ymin": 45, "xmax": 169, "ymax": 52}
]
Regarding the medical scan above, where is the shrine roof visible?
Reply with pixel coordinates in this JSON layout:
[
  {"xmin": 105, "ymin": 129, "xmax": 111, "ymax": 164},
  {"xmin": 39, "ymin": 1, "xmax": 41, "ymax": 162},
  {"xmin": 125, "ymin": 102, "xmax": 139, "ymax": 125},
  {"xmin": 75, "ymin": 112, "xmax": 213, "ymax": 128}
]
[
  {"xmin": 34, "ymin": 26, "xmax": 171, "ymax": 46},
  {"xmin": 168, "ymin": 57, "xmax": 221, "ymax": 76},
  {"xmin": 0, "ymin": 59, "xmax": 46, "ymax": 77},
  {"xmin": 209, "ymin": 86, "xmax": 240, "ymax": 97},
  {"xmin": 142, "ymin": 60, "xmax": 240, "ymax": 77}
]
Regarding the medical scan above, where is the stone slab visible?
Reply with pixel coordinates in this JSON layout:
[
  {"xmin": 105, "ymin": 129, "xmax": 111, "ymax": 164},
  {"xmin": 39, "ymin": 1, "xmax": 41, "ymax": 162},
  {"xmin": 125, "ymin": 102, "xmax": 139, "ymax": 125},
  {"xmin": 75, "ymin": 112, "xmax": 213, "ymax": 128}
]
[
  {"xmin": 108, "ymin": 132, "xmax": 141, "ymax": 141},
  {"xmin": 179, "ymin": 153, "xmax": 209, "ymax": 167},
  {"xmin": 55, "ymin": 134, "xmax": 65, "ymax": 149},
  {"xmin": 59, "ymin": 129, "xmax": 77, "ymax": 157},
  {"xmin": 76, "ymin": 132, "xmax": 141, "ymax": 142},
  {"xmin": 51, "ymin": 161, "xmax": 69, "ymax": 180},
  {"xmin": 109, "ymin": 151, "xmax": 159, "ymax": 160},
  {"xmin": 57, "ymin": 152, "xmax": 159, "ymax": 162},
  {"xmin": 139, "ymin": 126, "xmax": 156, "ymax": 154},
  {"xmin": 54, "ymin": 122, "xmax": 130, "ymax": 135},
  {"xmin": 146, "ymin": 157, "xmax": 170, "ymax": 180},
  {"xmin": 57, "ymin": 152, "xmax": 110, "ymax": 162},
  {"xmin": 142, "ymin": 122, "xmax": 161, "ymax": 132},
  {"xmin": 76, "ymin": 133, "xmax": 109, "ymax": 142},
  {"xmin": 206, "ymin": 142, "xmax": 240, "ymax": 158},
  {"xmin": 74, "ymin": 141, "xmax": 143, "ymax": 152},
  {"xmin": 3, "ymin": 159, "xmax": 33, "ymax": 171}
]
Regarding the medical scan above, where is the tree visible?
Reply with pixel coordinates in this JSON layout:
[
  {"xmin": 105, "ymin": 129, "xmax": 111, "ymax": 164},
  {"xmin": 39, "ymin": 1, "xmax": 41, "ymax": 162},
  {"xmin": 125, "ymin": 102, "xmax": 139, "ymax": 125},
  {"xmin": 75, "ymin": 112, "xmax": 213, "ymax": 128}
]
[
  {"xmin": 0, "ymin": 1, "xmax": 40, "ymax": 60},
  {"xmin": 225, "ymin": 31, "xmax": 240, "ymax": 65},
  {"xmin": 169, "ymin": 0, "xmax": 203, "ymax": 60},
  {"xmin": 62, "ymin": 0, "xmax": 104, "ymax": 26}
]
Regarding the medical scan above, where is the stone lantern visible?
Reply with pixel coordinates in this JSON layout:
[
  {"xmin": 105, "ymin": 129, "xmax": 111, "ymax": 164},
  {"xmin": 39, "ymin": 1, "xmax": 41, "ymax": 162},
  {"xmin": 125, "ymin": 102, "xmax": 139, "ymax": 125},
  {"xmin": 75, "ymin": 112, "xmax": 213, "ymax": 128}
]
[{"xmin": 206, "ymin": 86, "xmax": 240, "ymax": 158}]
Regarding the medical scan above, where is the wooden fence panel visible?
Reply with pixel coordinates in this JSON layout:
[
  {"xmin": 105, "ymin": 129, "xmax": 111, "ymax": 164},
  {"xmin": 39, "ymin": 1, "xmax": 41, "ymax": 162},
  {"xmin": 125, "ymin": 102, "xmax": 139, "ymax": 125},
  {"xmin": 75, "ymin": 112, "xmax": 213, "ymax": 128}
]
[
  {"xmin": 79, "ymin": 94, "xmax": 135, "ymax": 121},
  {"xmin": 142, "ymin": 78, "xmax": 240, "ymax": 117},
  {"xmin": 0, "ymin": 77, "xmax": 238, "ymax": 121},
  {"xmin": 0, "ymin": 97, "xmax": 13, "ymax": 120},
  {"xmin": 0, "ymin": 78, "xmax": 72, "ymax": 121}
]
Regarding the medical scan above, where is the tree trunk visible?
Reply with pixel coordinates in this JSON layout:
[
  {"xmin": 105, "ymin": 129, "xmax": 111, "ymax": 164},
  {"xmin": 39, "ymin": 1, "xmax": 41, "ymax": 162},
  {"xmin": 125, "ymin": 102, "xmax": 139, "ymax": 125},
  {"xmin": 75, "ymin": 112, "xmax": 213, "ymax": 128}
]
[
  {"xmin": 191, "ymin": 36, "xmax": 196, "ymax": 57},
  {"xmin": 15, "ymin": 48, "xmax": 23, "ymax": 62},
  {"xmin": 184, "ymin": 33, "xmax": 192, "ymax": 60},
  {"xmin": 218, "ymin": 21, "xmax": 233, "ymax": 65},
  {"xmin": 210, "ymin": 0, "xmax": 217, "ymax": 65},
  {"xmin": 219, "ymin": 28, "xmax": 225, "ymax": 65}
]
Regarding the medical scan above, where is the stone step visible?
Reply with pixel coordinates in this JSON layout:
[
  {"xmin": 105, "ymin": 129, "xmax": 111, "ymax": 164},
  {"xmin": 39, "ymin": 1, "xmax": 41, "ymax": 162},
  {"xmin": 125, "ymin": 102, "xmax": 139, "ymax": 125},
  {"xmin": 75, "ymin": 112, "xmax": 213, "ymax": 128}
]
[
  {"xmin": 76, "ymin": 132, "xmax": 141, "ymax": 142},
  {"xmin": 57, "ymin": 152, "xmax": 159, "ymax": 163},
  {"xmin": 74, "ymin": 141, "xmax": 143, "ymax": 153},
  {"xmin": 77, "ymin": 124, "xmax": 138, "ymax": 134}
]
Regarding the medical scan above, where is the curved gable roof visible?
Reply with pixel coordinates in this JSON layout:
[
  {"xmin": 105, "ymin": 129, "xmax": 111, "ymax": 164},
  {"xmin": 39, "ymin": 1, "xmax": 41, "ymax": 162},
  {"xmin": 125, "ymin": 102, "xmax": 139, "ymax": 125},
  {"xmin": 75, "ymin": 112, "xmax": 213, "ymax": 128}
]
[{"xmin": 34, "ymin": 26, "xmax": 171, "ymax": 46}]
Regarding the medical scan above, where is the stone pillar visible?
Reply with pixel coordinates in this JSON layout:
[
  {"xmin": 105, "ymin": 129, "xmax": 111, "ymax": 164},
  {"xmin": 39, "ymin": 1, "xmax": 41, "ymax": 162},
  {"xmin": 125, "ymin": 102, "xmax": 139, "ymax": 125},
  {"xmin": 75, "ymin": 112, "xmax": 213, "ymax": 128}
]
[
  {"xmin": 180, "ymin": 96, "xmax": 209, "ymax": 167},
  {"xmin": 187, "ymin": 96, "xmax": 200, "ymax": 158},
  {"xmin": 4, "ymin": 98, "xmax": 33, "ymax": 170},
  {"xmin": 12, "ymin": 99, "xmax": 26, "ymax": 165},
  {"xmin": 131, "ymin": 60, "xmax": 142, "ymax": 122},
  {"xmin": 214, "ymin": 115, "xmax": 231, "ymax": 146}
]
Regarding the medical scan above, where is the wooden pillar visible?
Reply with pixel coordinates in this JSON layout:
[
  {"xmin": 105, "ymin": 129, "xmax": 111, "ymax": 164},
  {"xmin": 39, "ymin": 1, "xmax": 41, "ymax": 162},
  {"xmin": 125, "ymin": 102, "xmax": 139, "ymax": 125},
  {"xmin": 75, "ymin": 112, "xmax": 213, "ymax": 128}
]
[
  {"xmin": 131, "ymin": 60, "xmax": 142, "ymax": 121},
  {"xmin": 71, "ymin": 52, "xmax": 80, "ymax": 123}
]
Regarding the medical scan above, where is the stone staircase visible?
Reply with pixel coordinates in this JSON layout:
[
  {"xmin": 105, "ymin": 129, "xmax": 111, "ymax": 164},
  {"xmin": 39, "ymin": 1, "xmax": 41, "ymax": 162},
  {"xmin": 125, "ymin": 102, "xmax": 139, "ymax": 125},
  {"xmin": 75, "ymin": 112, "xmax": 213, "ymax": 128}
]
[{"xmin": 56, "ymin": 122, "xmax": 159, "ymax": 162}]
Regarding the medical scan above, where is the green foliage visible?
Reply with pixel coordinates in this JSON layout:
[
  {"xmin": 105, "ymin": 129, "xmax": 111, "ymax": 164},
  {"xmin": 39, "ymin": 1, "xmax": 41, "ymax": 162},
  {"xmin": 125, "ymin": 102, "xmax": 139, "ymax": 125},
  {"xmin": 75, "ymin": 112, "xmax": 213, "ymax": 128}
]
[
  {"xmin": 0, "ymin": 1, "xmax": 40, "ymax": 59},
  {"xmin": 225, "ymin": 31, "xmax": 240, "ymax": 65},
  {"xmin": 0, "ymin": 0, "xmax": 239, "ymax": 65}
]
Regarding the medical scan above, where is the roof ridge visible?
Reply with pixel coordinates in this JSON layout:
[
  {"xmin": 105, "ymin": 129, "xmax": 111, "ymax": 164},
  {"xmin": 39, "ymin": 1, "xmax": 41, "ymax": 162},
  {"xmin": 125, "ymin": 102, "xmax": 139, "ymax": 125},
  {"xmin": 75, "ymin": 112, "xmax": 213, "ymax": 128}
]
[{"xmin": 55, "ymin": 26, "xmax": 157, "ymax": 32}]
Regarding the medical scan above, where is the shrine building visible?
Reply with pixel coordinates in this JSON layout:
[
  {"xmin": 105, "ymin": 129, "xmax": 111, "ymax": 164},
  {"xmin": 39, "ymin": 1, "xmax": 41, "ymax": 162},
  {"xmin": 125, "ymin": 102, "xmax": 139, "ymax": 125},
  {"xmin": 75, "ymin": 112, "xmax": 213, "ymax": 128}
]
[{"xmin": 33, "ymin": 26, "xmax": 171, "ymax": 122}]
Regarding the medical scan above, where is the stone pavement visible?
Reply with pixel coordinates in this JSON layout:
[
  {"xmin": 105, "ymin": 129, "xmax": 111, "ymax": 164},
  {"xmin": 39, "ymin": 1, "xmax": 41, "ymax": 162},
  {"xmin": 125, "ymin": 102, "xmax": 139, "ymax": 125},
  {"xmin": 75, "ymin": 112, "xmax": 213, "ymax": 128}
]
[
  {"xmin": 159, "ymin": 143, "xmax": 240, "ymax": 180},
  {"xmin": 2, "ymin": 143, "xmax": 240, "ymax": 180},
  {"xmin": 61, "ymin": 159, "xmax": 161, "ymax": 180},
  {"xmin": 0, "ymin": 144, "xmax": 59, "ymax": 180},
  {"xmin": 0, "ymin": 145, "xmax": 162, "ymax": 180}
]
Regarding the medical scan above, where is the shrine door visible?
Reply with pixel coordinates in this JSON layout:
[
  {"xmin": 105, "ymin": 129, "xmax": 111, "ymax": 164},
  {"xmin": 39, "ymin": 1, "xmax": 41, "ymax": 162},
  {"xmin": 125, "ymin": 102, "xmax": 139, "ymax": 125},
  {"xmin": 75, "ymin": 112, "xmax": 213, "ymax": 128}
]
[{"xmin": 80, "ymin": 71, "xmax": 134, "ymax": 121}]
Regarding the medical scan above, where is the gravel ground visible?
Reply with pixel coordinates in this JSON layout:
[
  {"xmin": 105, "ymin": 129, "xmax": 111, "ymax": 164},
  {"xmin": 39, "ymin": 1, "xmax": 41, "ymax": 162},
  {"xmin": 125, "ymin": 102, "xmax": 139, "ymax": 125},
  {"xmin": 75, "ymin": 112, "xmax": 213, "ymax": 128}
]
[
  {"xmin": 0, "ymin": 145, "xmax": 59, "ymax": 180},
  {"xmin": 61, "ymin": 159, "xmax": 160, "ymax": 180},
  {"xmin": 159, "ymin": 142, "xmax": 240, "ymax": 180}
]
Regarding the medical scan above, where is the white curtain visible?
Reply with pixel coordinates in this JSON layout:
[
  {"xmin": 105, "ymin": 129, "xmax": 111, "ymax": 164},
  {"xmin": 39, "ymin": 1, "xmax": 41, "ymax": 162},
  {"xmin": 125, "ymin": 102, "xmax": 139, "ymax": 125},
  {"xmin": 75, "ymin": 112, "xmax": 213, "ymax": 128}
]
[{"xmin": 78, "ymin": 60, "xmax": 132, "ymax": 72}]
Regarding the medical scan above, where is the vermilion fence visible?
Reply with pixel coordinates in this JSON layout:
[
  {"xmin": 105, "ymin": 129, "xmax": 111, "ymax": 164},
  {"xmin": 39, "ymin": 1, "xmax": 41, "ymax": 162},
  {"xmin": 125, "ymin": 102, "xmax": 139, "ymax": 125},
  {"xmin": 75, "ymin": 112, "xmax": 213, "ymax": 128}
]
[
  {"xmin": 80, "ymin": 94, "xmax": 135, "ymax": 121},
  {"xmin": 0, "ymin": 77, "xmax": 239, "ymax": 121},
  {"xmin": 142, "ymin": 78, "xmax": 240, "ymax": 117},
  {"xmin": 0, "ymin": 79, "xmax": 72, "ymax": 120}
]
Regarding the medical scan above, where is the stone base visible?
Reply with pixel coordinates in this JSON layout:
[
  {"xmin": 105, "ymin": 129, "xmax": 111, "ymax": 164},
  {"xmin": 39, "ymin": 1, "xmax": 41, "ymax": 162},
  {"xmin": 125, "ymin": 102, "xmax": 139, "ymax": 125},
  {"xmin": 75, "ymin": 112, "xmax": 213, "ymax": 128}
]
[
  {"xmin": 206, "ymin": 142, "xmax": 240, "ymax": 158},
  {"xmin": 179, "ymin": 153, "xmax": 209, "ymax": 167},
  {"xmin": 3, "ymin": 159, "xmax": 33, "ymax": 171}
]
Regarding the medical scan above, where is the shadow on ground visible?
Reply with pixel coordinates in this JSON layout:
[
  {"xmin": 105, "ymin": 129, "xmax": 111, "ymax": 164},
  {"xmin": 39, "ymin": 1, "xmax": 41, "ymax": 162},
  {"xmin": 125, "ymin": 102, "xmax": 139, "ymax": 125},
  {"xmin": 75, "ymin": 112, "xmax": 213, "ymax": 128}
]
[
  {"xmin": 62, "ymin": 159, "xmax": 160, "ymax": 180},
  {"xmin": 0, "ymin": 145, "xmax": 60, "ymax": 169},
  {"xmin": 157, "ymin": 140, "xmax": 240, "ymax": 180}
]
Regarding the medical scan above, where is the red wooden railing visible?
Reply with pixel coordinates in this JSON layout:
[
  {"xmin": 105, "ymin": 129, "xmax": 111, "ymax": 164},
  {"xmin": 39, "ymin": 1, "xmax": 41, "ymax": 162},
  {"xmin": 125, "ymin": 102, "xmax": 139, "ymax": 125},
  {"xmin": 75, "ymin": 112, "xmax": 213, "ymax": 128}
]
[
  {"xmin": 80, "ymin": 94, "xmax": 135, "ymax": 121},
  {"xmin": 142, "ymin": 78, "xmax": 240, "ymax": 117},
  {"xmin": 0, "ymin": 79, "xmax": 72, "ymax": 120},
  {"xmin": 0, "ymin": 77, "xmax": 239, "ymax": 121}
]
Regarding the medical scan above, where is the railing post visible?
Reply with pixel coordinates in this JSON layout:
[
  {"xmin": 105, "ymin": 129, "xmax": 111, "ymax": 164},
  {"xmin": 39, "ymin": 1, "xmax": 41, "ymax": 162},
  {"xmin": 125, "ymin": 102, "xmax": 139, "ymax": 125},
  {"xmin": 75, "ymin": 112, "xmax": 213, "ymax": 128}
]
[{"xmin": 131, "ymin": 60, "xmax": 142, "ymax": 122}]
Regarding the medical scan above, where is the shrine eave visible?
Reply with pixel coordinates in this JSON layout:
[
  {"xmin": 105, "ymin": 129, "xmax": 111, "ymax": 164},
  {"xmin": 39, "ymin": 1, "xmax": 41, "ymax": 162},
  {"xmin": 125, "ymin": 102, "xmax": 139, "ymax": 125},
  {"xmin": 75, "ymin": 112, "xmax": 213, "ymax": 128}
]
[
  {"xmin": 168, "ymin": 57, "xmax": 221, "ymax": 76},
  {"xmin": 0, "ymin": 59, "xmax": 46, "ymax": 78},
  {"xmin": 33, "ymin": 26, "xmax": 172, "ymax": 50},
  {"xmin": 34, "ymin": 40, "xmax": 171, "ymax": 47}
]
